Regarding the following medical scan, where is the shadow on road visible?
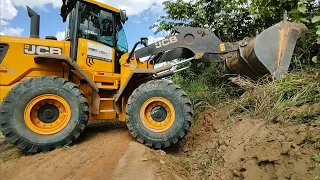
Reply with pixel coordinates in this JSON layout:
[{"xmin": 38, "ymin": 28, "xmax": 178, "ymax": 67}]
[{"xmin": 77, "ymin": 120, "xmax": 129, "ymax": 143}]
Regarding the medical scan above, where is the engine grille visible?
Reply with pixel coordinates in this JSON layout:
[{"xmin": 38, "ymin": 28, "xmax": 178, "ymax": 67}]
[{"xmin": 0, "ymin": 44, "xmax": 9, "ymax": 64}]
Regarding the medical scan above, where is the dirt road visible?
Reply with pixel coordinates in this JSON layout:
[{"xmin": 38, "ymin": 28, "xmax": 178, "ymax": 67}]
[{"xmin": 0, "ymin": 121, "xmax": 159, "ymax": 180}]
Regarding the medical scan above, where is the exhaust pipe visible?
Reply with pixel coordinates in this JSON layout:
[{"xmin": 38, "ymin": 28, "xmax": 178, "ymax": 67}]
[{"xmin": 27, "ymin": 6, "xmax": 40, "ymax": 38}]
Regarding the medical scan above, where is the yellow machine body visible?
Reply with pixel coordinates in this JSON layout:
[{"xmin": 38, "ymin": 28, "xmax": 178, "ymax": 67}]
[{"xmin": 0, "ymin": 36, "xmax": 153, "ymax": 122}]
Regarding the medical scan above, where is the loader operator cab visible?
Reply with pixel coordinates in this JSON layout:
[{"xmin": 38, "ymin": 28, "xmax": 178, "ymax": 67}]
[{"xmin": 62, "ymin": 0, "xmax": 129, "ymax": 73}]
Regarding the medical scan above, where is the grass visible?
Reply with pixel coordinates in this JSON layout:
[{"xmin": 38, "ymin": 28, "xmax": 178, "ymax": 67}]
[
  {"xmin": 232, "ymin": 68, "xmax": 320, "ymax": 123},
  {"xmin": 170, "ymin": 62, "xmax": 240, "ymax": 118},
  {"xmin": 171, "ymin": 61, "xmax": 320, "ymax": 124}
]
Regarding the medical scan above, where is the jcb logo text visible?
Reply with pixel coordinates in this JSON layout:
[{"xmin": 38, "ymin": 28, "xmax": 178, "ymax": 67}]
[
  {"xmin": 24, "ymin": 44, "xmax": 62, "ymax": 55},
  {"xmin": 155, "ymin": 36, "xmax": 178, "ymax": 48}
]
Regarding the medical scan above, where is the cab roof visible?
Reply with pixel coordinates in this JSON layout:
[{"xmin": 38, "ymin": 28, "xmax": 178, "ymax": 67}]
[{"xmin": 83, "ymin": 0, "xmax": 120, "ymax": 13}]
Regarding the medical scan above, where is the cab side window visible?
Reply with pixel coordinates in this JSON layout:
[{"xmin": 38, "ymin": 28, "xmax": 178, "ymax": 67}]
[
  {"xmin": 78, "ymin": 2, "xmax": 114, "ymax": 47},
  {"xmin": 115, "ymin": 18, "xmax": 128, "ymax": 53}
]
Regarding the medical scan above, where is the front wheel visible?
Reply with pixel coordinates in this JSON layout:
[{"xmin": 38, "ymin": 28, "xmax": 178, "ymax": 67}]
[
  {"xmin": 126, "ymin": 80, "xmax": 193, "ymax": 149},
  {"xmin": 0, "ymin": 76, "xmax": 89, "ymax": 153}
]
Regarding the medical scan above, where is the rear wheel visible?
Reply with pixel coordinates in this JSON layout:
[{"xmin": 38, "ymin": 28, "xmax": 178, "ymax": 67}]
[
  {"xmin": 126, "ymin": 80, "xmax": 193, "ymax": 149},
  {"xmin": 0, "ymin": 76, "xmax": 89, "ymax": 153}
]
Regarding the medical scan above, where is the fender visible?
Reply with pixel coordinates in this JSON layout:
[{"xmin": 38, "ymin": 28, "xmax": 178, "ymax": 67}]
[
  {"xmin": 113, "ymin": 65, "xmax": 173, "ymax": 114},
  {"xmin": 114, "ymin": 69, "xmax": 154, "ymax": 114},
  {"xmin": 34, "ymin": 54, "xmax": 99, "ymax": 92}
]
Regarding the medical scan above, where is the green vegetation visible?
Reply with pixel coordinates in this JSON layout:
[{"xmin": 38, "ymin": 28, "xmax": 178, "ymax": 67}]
[
  {"xmin": 233, "ymin": 68, "xmax": 320, "ymax": 123},
  {"xmin": 171, "ymin": 62, "xmax": 239, "ymax": 112}
]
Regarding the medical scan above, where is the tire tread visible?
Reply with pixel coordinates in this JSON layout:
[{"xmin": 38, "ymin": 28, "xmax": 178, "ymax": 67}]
[
  {"xmin": 126, "ymin": 79, "xmax": 193, "ymax": 149},
  {"xmin": 0, "ymin": 76, "xmax": 89, "ymax": 153}
]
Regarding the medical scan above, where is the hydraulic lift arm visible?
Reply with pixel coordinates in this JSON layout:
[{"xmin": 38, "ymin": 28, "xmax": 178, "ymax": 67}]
[{"xmin": 134, "ymin": 21, "xmax": 308, "ymax": 81}]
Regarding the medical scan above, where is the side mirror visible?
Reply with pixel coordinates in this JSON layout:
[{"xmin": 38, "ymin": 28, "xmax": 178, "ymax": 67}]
[
  {"xmin": 60, "ymin": 0, "xmax": 77, "ymax": 22},
  {"xmin": 120, "ymin": 10, "xmax": 128, "ymax": 23},
  {"xmin": 141, "ymin": 37, "xmax": 148, "ymax": 47}
]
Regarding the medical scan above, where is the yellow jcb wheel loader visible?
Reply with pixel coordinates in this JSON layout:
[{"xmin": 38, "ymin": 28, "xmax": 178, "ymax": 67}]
[{"xmin": 0, "ymin": 0, "xmax": 308, "ymax": 153}]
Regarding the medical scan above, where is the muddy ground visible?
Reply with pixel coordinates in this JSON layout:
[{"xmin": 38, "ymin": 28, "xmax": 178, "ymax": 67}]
[{"xmin": 1, "ymin": 107, "xmax": 320, "ymax": 180}]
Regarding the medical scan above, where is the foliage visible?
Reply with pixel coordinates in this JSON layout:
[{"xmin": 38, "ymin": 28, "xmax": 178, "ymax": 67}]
[
  {"xmin": 232, "ymin": 68, "xmax": 320, "ymax": 123},
  {"xmin": 289, "ymin": 1, "xmax": 320, "ymax": 67},
  {"xmin": 151, "ymin": 0, "xmax": 257, "ymax": 42},
  {"xmin": 171, "ymin": 62, "xmax": 240, "ymax": 110}
]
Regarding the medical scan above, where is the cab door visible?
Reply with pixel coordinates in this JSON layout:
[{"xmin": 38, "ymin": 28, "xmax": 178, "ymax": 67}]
[
  {"xmin": 75, "ymin": 2, "xmax": 116, "ymax": 73},
  {"xmin": 114, "ymin": 16, "xmax": 129, "ymax": 73}
]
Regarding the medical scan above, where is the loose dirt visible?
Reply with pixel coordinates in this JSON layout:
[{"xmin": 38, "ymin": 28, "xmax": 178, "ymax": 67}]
[
  {"xmin": 152, "ymin": 106, "xmax": 320, "ymax": 180},
  {"xmin": 0, "ymin": 121, "xmax": 160, "ymax": 180}
]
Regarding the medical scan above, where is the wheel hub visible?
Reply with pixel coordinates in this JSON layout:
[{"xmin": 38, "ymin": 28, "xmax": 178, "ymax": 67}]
[
  {"xmin": 44, "ymin": 109, "xmax": 54, "ymax": 119},
  {"xmin": 24, "ymin": 94, "xmax": 71, "ymax": 135},
  {"xmin": 140, "ymin": 97, "xmax": 175, "ymax": 133},
  {"xmin": 150, "ymin": 106, "xmax": 167, "ymax": 122},
  {"xmin": 37, "ymin": 104, "xmax": 59, "ymax": 123}
]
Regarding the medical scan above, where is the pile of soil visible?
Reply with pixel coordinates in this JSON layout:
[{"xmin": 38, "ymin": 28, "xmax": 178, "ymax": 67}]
[{"xmin": 152, "ymin": 106, "xmax": 320, "ymax": 180}]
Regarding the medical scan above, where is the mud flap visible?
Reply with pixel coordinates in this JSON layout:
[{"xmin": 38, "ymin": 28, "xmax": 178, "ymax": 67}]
[{"xmin": 91, "ymin": 91, "xmax": 100, "ymax": 115}]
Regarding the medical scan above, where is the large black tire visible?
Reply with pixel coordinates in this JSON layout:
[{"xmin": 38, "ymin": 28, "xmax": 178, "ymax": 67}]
[
  {"xmin": 126, "ymin": 79, "xmax": 193, "ymax": 149},
  {"xmin": 0, "ymin": 76, "xmax": 89, "ymax": 153}
]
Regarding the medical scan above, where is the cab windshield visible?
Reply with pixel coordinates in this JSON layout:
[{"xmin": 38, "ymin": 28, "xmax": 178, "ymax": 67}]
[{"xmin": 69, "ymin": 2, "xmax": 128, "ymax": 52}]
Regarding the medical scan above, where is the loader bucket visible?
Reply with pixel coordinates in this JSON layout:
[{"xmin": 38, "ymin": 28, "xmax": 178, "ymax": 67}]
[{"xmin": 225, "ymin": 21, "xmax": 308, "ymax": 81}]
